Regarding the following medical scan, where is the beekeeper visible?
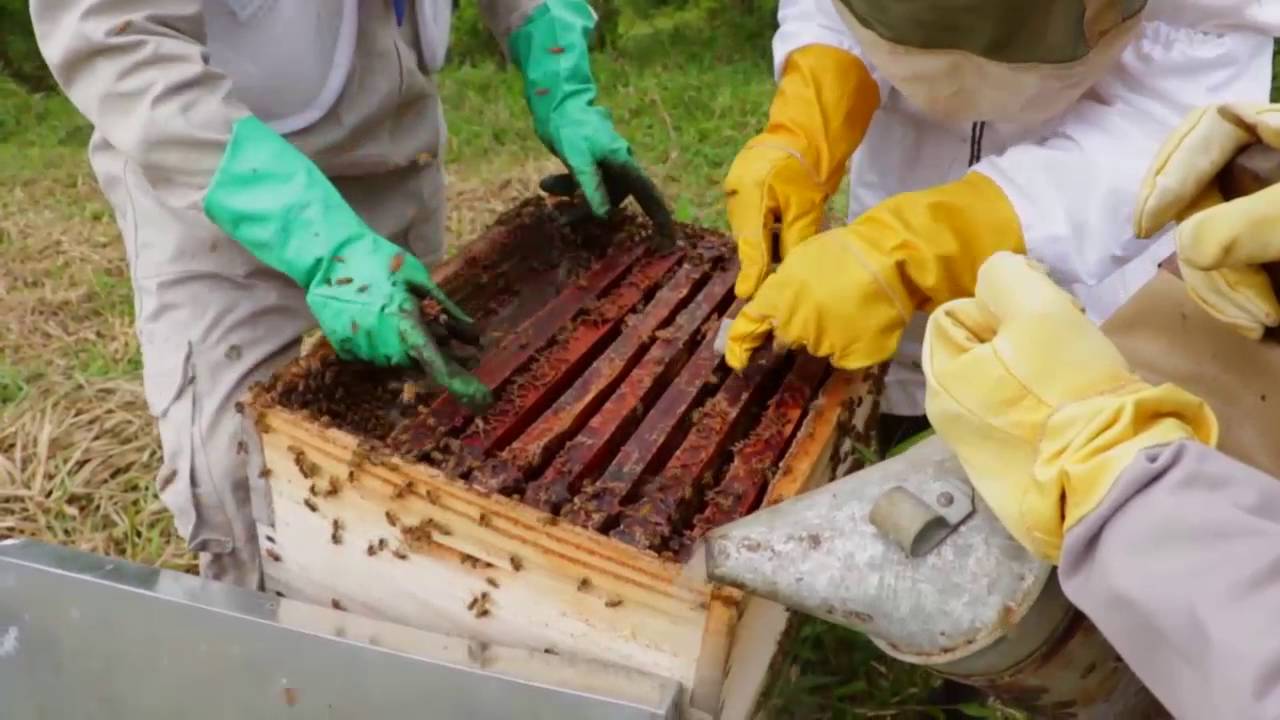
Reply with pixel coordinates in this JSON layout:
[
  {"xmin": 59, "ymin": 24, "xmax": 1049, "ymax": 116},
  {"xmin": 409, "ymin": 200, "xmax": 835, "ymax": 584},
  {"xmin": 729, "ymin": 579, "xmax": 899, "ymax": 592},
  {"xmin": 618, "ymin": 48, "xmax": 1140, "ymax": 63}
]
[
  {"xmin": 721, "ymin": 0, "xmax": 1280, "ymax": 431},
  {"xmin": 30, "ymin": 0, "xmax": 654, "ymax": 587},
  {"xmin": 922, "ymin": 103, "xmax": 1280, "ymax": 718}
]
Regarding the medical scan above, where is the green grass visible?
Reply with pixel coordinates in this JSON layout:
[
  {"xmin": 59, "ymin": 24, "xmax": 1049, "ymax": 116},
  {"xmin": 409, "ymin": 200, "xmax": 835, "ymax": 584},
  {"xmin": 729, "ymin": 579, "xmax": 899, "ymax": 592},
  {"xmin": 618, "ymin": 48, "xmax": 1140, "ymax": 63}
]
[
  {"xmin": 440, "ymin": 4, "xmax": 779, "ymax": 228},
  {"xmin": 0, "ymin": 6, "xmax": 1021, "ymax": 715},
  {"xmin": 0, "ymin": 361, "xmax": 29, "ymax": 406}
]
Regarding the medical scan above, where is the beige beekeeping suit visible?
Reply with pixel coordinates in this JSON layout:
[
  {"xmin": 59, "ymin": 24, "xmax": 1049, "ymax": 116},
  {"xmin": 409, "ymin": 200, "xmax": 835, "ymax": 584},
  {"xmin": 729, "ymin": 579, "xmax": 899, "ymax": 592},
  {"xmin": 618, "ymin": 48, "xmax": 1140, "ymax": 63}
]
[{"xmin": 30, "ymin": 0, "xmax": 539, "ymax": 588}]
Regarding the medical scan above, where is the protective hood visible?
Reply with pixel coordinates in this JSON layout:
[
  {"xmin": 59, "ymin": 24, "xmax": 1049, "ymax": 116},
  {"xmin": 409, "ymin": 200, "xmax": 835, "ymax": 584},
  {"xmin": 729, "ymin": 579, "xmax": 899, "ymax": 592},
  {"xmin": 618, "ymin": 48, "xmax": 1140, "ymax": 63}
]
[{"xmin": 831, "ymin": 0, "xmax": 1148, "ymax": 125}]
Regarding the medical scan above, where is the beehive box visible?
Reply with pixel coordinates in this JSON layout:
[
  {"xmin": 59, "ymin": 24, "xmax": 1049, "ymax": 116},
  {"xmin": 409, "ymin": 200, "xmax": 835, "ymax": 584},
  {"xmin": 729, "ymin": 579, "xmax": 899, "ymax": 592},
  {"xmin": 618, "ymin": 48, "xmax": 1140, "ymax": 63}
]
[{"xmin": 248, "ymin": 199, "xmax": 884, "ymax": 718}]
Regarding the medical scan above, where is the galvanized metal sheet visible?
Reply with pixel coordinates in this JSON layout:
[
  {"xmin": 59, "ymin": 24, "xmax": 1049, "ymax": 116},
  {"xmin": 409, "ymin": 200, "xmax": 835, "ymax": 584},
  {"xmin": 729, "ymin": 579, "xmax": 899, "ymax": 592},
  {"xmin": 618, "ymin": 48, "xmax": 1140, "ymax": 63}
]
[
  {"xmin": 705, "ymin": 434, "xmax": 1052, "ymax": 664},
  {"xmin": 0, "ymin": 539, "xmax": 678, "ymax": 720}
]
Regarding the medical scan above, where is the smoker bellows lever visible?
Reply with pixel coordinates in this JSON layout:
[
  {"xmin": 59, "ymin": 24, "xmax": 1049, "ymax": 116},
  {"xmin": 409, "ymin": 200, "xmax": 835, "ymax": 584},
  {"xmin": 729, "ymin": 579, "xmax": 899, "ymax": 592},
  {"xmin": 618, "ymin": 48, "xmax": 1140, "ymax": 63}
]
[{"xmin": 700, "ymin": 142, "xmax": 1280, "ymax": 718}]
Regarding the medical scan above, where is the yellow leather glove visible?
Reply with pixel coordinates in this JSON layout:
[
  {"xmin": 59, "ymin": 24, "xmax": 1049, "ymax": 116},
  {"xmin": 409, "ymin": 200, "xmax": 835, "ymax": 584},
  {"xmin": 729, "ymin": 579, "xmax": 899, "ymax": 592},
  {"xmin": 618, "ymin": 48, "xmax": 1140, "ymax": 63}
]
[
  {"xmin": 724, "ymin": 172, "xmax": 1023, "ymax": 371},
  {"xmin": 924, "ymin": 252, "xmax": 1219, "ymax": 562},
  {"xmin": 1134, "ymin": 103, "xmax": 1280, "ymax": 339},
  {"xmin": 724, "ymin": 45, "xmax": 880, "ymax": 299}
]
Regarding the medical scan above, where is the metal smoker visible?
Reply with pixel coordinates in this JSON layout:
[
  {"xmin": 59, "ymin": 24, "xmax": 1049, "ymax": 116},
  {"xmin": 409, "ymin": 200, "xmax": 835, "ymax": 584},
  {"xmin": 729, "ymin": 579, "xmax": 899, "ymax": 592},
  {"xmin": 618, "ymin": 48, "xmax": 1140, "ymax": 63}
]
[{"xmin": 699, "ymin": 435, "xmax": 1165, "ymax": 718}]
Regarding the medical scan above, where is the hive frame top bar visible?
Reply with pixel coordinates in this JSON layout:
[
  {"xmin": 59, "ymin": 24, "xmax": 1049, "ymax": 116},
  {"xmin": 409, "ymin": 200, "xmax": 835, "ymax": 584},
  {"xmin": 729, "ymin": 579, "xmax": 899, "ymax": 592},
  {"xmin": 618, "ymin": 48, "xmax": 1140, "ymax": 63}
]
[{"xmin": 0, "ymin": 538, "xmax": 680, "ymax": 720}]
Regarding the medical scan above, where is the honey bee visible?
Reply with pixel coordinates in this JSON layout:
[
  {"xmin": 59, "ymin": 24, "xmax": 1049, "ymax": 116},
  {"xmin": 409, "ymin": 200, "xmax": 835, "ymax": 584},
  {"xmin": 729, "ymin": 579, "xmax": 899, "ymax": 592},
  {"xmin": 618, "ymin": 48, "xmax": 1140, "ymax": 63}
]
[
  {"xmin": 605, "ymin": 596, "xmax": 623, "ymax": 608},
  {"xmin": 265, "ymin": 548, "xmax": 283, "ymax": 562},
  {"xmin": 485, "ymin": 577, "xmax": 500, "ymax": 589},
  {"xmin": 392, "ymin": 546, "xmax": 409, "ymax": 560},
  {"xmin": 400, "ymin": 381, "xmax": 420, "ymax": 405},
  {"xmin": 477, "ymin": 513, "xmax": 492, "ymax": 529},
  {"xmin": 303, "ymin": 497, "xmax": 319, "ymax": 513},
  {"xmin": 577, "ymin": 577, "xmax": 592, "ymax": 593},
  {"xmin": 385, "ymin": 510, "xmax": 400, "ymax": 528},
  {"xmin": 468, "ymin": 592, "xmax": 492, "ymax": 618},
  {"xmin": 350, "ymin": 445, "xmax": 371, "ymax": 468},
  {"xmin": 330, "ymin": 598, "xmax": 346, "ymax": 611},
  {"xmin": 509, "ymin": 554, "xmax": 524, "ymax": 572},
  {"xmin": 294, "ymin": 451, "xmax": 319, "ymax": 479}
]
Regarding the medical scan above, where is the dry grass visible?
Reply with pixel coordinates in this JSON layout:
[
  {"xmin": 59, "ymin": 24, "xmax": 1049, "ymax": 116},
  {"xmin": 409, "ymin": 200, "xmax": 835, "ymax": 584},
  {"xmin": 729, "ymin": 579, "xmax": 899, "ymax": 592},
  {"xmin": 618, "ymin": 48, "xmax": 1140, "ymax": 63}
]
[
  {"xmin": 0, "ymin": 151, "xmax": 560, "ymax": 572},
  {"xmin": 0, "ymin": 163, "xmax": 191, "ymax": 568},
  {"xmin": 444, "ymin": 157, "xmax": 561, "ymax": 246}
]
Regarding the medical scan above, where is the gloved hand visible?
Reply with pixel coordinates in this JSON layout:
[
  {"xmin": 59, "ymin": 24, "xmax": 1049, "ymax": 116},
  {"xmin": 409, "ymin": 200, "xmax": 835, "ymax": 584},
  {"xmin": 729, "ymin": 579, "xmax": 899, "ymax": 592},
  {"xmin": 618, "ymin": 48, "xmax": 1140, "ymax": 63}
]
[
  {"xmin": 724, "ymin": 172, "xmax": 1023, "ymax": 371},
  {"xmin": 539, "ymin": 163, "xmax": 676, "ymax": 248},
  {"xmin": 1134, "ymin": 103, "xmax": 1280, "ymax": 339},
  {"xmin": 511, "ymin": 0, "xmax": 652, "ymax": 219},
  {"xmin": 924, "ymin": 252, "xmax": 1218, "ymax": 562},
  {"xmin": 204, "ymin": 117, "xmax": 492, "ymax": 409},
  {"xmin": 724, "ymin": 45, "xmax": 879, "ymax": 298}
]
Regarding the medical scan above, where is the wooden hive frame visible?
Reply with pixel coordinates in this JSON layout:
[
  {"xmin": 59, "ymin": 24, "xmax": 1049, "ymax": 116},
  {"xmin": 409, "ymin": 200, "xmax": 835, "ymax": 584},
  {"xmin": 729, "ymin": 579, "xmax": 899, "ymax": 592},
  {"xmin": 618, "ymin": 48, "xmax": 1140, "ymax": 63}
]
[{"xmin": 249, "ymin": 200, "xmax": 885, "ymax": 718}]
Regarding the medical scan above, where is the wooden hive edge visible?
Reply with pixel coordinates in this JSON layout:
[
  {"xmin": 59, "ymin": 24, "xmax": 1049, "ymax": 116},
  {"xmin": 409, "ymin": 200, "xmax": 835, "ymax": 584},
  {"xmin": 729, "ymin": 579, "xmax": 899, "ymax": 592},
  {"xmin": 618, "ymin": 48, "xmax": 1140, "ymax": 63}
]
[
  {"xmin": 255, "ymin": 405, "xmax": 708, "ymax": 603},
  {"xmin": 250, "ymin": 361, "xmax": 877, "ymax": 718},
  {"xmin": 256, "ymin": 415, "xmax": 710, "ymax": 686}
]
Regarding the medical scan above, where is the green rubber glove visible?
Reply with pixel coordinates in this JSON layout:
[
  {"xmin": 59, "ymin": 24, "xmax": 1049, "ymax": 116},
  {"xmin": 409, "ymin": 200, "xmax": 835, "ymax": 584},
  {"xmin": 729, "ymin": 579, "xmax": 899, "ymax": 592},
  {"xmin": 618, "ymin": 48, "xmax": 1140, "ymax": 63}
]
[
  {"xmin": 510, "ymin": 0, "xmax": 642, "ymax": 218},
  {"xmin": 203, "ymin": 117, "xmax": 492, "ymax": 409}
]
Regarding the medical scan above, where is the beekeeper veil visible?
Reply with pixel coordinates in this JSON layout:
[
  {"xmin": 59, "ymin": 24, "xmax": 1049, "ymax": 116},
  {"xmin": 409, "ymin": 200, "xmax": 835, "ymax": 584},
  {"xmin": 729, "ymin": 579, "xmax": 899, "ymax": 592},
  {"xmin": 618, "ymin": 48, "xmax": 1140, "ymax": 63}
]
[{"xmin": 830, "ymin": 0, "xmax": 1148, "ymax": 126}]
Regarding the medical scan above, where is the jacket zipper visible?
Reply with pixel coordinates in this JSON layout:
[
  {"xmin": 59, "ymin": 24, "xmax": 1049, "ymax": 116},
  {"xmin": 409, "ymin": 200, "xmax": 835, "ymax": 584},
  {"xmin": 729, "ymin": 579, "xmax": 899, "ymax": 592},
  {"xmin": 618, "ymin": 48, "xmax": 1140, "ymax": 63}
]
[{"xmin": 968, "ymin": 121, "xmax": 987, "ymax": 166}]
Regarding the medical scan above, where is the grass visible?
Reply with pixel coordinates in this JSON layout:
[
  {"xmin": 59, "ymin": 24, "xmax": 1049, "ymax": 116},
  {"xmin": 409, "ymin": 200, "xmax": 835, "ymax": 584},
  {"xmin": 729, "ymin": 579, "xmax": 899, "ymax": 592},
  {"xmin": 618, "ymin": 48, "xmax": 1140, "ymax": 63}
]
[{"xmin": 0, "ymin": 7, "xmax": 1014, "ymax": 716}]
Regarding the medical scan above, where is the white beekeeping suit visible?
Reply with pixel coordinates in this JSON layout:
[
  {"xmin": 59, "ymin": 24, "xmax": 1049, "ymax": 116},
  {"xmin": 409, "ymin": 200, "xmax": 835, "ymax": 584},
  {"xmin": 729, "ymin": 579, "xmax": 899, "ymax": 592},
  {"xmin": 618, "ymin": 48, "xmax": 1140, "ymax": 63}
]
[
  {"xmin": 28, "ymin": 0, "xmax": 540, "ymax": 588},
  {"xmin": 722, "ymin": 0, "xmax": 1280, "ymax": 418}
]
